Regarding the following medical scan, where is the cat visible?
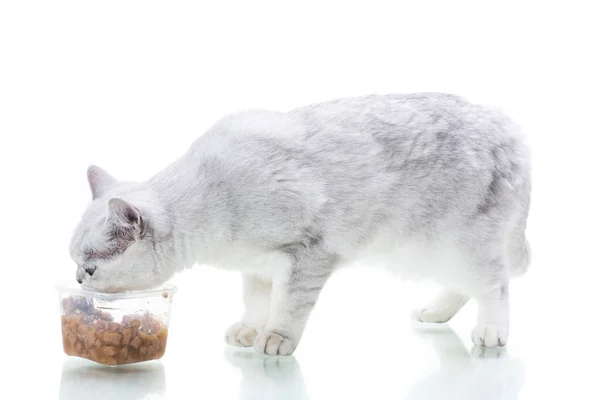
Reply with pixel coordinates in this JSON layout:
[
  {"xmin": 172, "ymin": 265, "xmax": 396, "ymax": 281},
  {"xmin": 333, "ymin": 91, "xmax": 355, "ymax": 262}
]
[{"xmin": 69, "ymin": 93, "xmax": 531, "ymax": 355}]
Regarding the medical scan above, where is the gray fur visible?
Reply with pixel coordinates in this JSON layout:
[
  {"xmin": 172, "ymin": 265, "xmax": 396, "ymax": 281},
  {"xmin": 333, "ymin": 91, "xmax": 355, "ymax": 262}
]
[{"xmin": 70, "ymin": 93, "xmax": 531, "ymax": 353}]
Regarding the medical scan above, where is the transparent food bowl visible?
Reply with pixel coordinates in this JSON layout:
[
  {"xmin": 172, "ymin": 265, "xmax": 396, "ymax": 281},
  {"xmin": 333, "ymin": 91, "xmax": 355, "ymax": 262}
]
[{"xmin": 56, "ymin": 282, "xmax": 177, "ymax": 366}]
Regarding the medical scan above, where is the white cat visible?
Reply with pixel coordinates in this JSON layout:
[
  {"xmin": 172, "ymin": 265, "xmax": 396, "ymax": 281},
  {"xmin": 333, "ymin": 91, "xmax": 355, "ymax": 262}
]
[{"xmin": 70, "ymin": 93, "xmax": 531, "ymax": 355}]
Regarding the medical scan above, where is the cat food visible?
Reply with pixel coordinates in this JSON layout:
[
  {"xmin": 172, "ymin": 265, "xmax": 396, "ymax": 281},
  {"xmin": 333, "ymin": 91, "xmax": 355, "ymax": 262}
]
[{"xmin": 60, "ymin": 296, "xmax": 168, "ymax": 365}]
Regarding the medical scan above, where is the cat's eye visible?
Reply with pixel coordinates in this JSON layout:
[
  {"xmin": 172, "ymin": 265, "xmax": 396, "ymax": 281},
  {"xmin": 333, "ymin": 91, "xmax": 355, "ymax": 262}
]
[{"xmin": 85, "ymin": 266, "xmax": 97, "ymax": 276}]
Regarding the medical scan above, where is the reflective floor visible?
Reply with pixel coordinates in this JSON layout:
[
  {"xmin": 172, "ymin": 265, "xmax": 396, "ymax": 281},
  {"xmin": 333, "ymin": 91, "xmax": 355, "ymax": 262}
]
[
  {"xmin": 57, "ymin": 325, "xmax": 524, "ymax": 400},
  {"xmin": 7, "ymin": 267, "xmax": 597, "ymax": 400},
  {"xmin": 56, "ymin": 326, "xmax": 525, "ymax": 400}
]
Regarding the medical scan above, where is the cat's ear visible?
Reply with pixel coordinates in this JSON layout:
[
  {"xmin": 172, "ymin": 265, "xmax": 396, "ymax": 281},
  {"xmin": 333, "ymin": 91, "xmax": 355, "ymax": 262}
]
[
  {"xmin": 87, "ymin": 165, "xmax": 117, "ymax": 200},
  {"xmin": 107, "ymin": 198, "xmax": 145, "ymax": 238}
]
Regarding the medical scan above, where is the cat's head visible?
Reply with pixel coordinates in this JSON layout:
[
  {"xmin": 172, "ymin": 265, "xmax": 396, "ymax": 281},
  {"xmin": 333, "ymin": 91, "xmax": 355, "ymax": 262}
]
[{"xmin": 69, "ymin": 166, "xmax": 174, "ymax": 293}]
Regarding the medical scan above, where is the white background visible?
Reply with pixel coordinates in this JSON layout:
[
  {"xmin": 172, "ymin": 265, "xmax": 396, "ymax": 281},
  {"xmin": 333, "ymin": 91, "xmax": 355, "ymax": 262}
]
[{"xmin": 1, "ymin": 1, "xmax": 599, "ymax": 399}]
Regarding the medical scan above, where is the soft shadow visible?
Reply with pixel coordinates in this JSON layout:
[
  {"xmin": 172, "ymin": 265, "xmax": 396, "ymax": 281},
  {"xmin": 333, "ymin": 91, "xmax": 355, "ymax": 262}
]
[
  {"xmin": 59, "ymin": 358, "xmax": 166, "ymax": 400},
  {"xmin": 225, "ymin": 347, "xmax": 311, "ymax": 400},
  {"xmin": 406, "ymin": 324, "xmax": 525, "ymax": 400}
]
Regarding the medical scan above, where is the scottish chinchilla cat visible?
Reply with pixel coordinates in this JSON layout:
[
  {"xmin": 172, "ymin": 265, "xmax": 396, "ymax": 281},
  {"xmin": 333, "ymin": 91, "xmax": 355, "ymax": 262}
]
[{"xmin": 70, "ymin": 93, "xmax": 531, "ymax": 354}]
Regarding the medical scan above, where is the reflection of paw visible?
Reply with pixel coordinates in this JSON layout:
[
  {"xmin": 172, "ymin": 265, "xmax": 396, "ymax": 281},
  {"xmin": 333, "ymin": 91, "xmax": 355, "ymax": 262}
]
[
  {"xmin": 471, "ymin": 344, "xmax": 507, "ymax": 359},
  {"xmin": 471, "ymin": 323, "xmax": 508, "ymax": 347},
  {"xmin": 254, "ymin": 331, "xmax": 295, "ymax": 356},
  {"xmin": 224, "ymin": 347, "xmax": 299, "ymax": 373},
  {"xmin": 411, "ymin": 307, "xmax": 453, "ymax": 323},
  {"xmin": 225, "ymin": 322, "xmax": 258, "ymax": 347}
]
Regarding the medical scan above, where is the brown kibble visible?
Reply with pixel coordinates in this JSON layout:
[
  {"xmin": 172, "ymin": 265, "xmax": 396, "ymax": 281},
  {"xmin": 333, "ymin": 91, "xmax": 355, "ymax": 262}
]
[
  {"xmin": 77, "ymin": 325, "xmax": 87, "ymax": 336},
  {"xmin": 127, "ymin": 352, "xmax": 139, "ymax": 363},
  {"xmin": 116, "ymin": 346, "xmax": 129, "ymax": 363},
  {"xmin": 159, "ymin": 334, "xmax": 168, "ymax": 349},
  {"xmin": 105, "ymin": 357, "xmax": 117, "ymax": 365},
  {"xmin": 130, "ymin": 336, "xmax": 142, "ymax": 350},
  {"xmin": 103, "ymin": 346, "xmax": 118, "ymax": 357},
  {"xmin": 103, "ymin": 332, "xmax": 122, "ymax": 346},
  {"xmin": 66, "ymin": 333, "xmax": 77, "ymax": 347},
  {"xmin": 60, "ymin": 296, "xmax": 169, "ymax": 366},
  {"xmin": 85, "ymin": 329, "xmax": 96, "ymax": 344},
  {"xmin": 127, "ymin": 320, "xmax": 141, "ymax": 329},
  {"xmin": 95, "ymin": 320, "xmax": 108, "ymax": 331},
  {"xmin": 122, "ymin": 329, "xmax": 132, "ymax": 345},
  {"xmin": 162, "ymin": 293, "xmax": 168, "ymax": 299},
  {"xmin": 89, "ymin": 348, "xmax": 100, "ymax": 360}
]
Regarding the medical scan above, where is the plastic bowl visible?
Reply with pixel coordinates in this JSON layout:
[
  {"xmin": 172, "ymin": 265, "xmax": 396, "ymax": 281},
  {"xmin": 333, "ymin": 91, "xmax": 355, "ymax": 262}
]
[{"xmin": 56, "ymin": 282, "xmax": 177, "ymax": 366}]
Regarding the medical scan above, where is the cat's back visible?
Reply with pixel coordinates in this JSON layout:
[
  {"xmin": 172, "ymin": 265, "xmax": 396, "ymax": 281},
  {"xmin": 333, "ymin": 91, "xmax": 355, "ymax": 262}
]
[
  {"xmin": 198, "ymin": 92, "xmax": 522, "ymax": 156},
  {"xmin": 193, "ymin": 93, "xmax": 528, "ymax": 196},
  {"xmin": 291, "ymin": 92, "xmax": 517, "ymax": 143},
  {"xmin": 293, "ymin": 93, "xmax": 529, "ymax": 191}
]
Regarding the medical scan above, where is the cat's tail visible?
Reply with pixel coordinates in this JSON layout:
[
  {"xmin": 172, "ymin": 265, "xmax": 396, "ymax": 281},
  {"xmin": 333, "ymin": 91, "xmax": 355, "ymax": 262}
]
[
  {"xmin": 510, "ymin": 235, "xmax": 530, "ymax": 278},
  {"xmin": 509, "ymin": 213, "xmax": 531, "ymax": 278},
  {"xmin": 508, "ymin": 143, "xmax": 531, "ymax": 278}
]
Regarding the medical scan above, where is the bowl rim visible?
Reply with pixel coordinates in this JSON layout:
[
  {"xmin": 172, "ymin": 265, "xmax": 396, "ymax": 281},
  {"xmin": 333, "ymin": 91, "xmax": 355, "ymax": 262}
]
[{"xmin": 55, "ymin": 281, "xmax": 177, "ymax": 300}]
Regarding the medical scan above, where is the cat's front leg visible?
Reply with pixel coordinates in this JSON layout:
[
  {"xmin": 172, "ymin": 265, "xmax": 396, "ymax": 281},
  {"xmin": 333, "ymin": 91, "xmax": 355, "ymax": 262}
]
[
  {"xmin": 254, "ymin": 248, "xmax": 334, "ymax": 356},
  {"xmin": 225, "ymin": 274, "xmax": 271, "ymax": 347}
]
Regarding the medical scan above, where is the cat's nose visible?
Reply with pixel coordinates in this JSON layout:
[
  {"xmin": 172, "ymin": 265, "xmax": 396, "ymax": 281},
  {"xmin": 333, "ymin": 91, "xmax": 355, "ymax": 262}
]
[{"xmin": 76, "ymin": 266, "xmax": 85, "ymax": 284}]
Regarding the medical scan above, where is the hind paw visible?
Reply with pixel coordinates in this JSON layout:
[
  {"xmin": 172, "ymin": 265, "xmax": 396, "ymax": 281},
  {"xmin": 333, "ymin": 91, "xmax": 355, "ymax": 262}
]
[{"xmin": 411, "ymin": 307, "xmax": 455, "ymax": 323}]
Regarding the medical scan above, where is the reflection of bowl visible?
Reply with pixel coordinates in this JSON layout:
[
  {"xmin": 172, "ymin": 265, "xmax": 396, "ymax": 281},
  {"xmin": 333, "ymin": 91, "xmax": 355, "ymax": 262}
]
[
  {"xmin": 56, "ymin": 282, "xmax": 176, "ymax": 366},
  {"xmin": 59, "ymin": 358, "xmax": 166, "ymax": 400}
]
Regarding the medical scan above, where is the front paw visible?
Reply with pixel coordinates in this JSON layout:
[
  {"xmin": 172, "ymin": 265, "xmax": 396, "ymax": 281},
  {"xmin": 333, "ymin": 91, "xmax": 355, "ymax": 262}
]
[
  {"xmin": 471, "ymin": 323, "xmax": 508, "ymax": 347},
  {"xmin": 254, "ymin": 331, "xmax": 296, "ymax": 356},
  {"xmin": 225, "ymin": 322, "xmax": 258, "ymax": 347}
]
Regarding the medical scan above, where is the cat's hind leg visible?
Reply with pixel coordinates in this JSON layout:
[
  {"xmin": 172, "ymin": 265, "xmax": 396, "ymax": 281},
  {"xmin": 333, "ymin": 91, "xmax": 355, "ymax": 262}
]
[
  {"xmin": 412, "ymin": 290, "xmax": 469, "ymax": 323},
  {"xmin": 471, "ymin": 280, "xmax": 510, "ymax": 347}
]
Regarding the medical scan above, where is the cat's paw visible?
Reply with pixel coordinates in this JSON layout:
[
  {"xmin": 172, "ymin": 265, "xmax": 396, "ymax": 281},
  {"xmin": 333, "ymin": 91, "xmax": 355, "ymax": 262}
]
[
  {"xmin": 411, "ymin": 307, "xmax": 453, "ymax": 323},
  {"xmin": 225, "ymin": 322, "xmax": 258, "ymax": 347},
  {"xmin": 254, "ymin": 331, "xmax": 296, "ymax": 356},
  {"xmin": 471, "ymin": 323, "xmax": 508, "ymax": 347}
]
